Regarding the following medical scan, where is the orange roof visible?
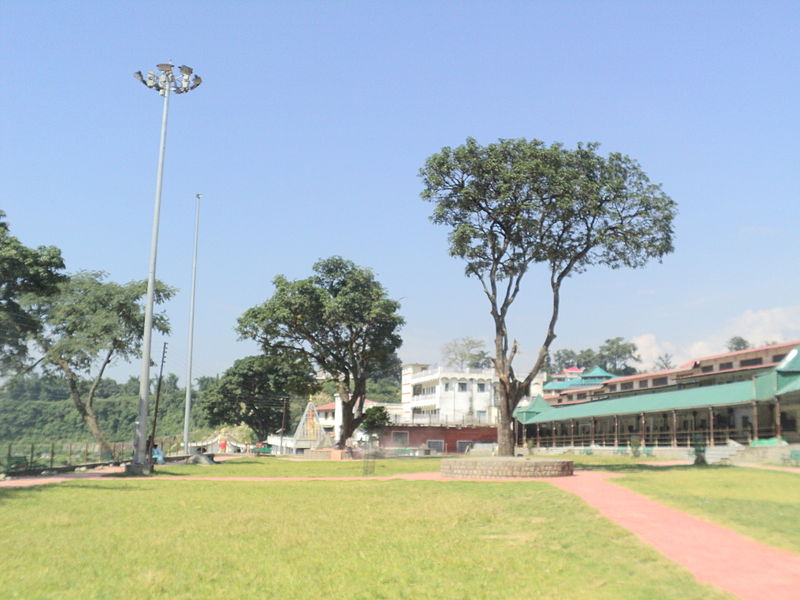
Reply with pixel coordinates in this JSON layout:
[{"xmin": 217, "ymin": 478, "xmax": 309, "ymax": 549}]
[{"xmin": 678, "ymin": 340, "xmax": 799, "ymax": 367}]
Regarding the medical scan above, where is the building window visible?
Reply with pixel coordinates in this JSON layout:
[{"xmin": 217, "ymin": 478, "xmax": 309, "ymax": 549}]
[
  {"xmin": 701, "ymin": 365, "xmax": 714, "ymax": 373},
  {"xmin": 444, "ymin": 383, "xmax": 450, "ymax": 392},
  {"xmin": 477, "ymin": 383, "xmax": 486, "ymax": 393},
  {"xmin": 577, "ymin": 393, "xmax": 587, "ymax": 400},
  {"xmin": 607, "ymin": 384, "xmax": 617, "ymax": 392},
  {"xmin": 719, "ymin": 362, "xmax": 733, "ymax": 370},
  {"xmin": 427, "ymin": 440, "xmax": 445, "ymax": 453},
  {"xmin": 773, "ymin": 354, "xmax": 787, "ymax": 363},
  {"xmin": 458, "ymin": 382, "xmax": 467, "ymax": 392},
  {"xmin": 639, "ymin": 380, "xmax": 648, "ymax": 389},
  {"xmin": 456, "ymin": 440, "xmax": 474, "ymax": 453},
  {"xmin": 391, "ymin": 431, "xmax": 409, "ymax": 446},
  {"xmin": 652, "ymin": 377, "xmax": 668, "ymax": 386},
  {"xmin": 740, "ymin": 358, "xmax": 763, "ymax": 367},
  {"xmin": 621, "ymin": 382, "xmax": 634, "ymax": 391}
]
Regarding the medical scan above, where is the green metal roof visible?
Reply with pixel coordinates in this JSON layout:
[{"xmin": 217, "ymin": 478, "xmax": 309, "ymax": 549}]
[
  {"xmin": 513, "ymin": 394, "xmax": 551, "ymax": 420},
  {"xmin": 582, "ymin": 366, "xmax": 617, "ymax": 379},
  {"xmin": 522, "ymin": 371, "xmax": 793, "ymax": 424}
]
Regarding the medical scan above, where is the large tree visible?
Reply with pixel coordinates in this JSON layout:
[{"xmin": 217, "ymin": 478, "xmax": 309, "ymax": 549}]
[
  {"xmin": 0, "ymin": 211, "xmax": 66, "ymax": 370},
  {"xmin": 726, "ymin": 336, "xmax": 750, "ymax": 352},
  {"xmin": 203, "ymin": 354, "xmax": 317, "ymax": 441},
  {"xmin": 21, "ymin": 271, "xmax": 174, "ymax": 458},
  {"xmin": 420, "ymin": 138, "xmax": 676, "ymax": 455},
  {"xmin": 441, "ymin": 337, "xmax": 493, "ymax": 369},
  {"xmin": 596, "ymin": 337, "xmax": 640, "ymax": 375},
  {"xmin": 237, "ymin": 257, "xmax": 404, "ymax": 445}
]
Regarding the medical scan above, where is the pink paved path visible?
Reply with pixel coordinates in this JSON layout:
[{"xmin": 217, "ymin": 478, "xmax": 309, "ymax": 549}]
[{"xmin": 550, "ymin": 470, "xmax": 800, "ymax": 600}]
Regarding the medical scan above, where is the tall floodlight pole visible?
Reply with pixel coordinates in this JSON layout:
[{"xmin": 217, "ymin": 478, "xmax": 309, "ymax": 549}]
[
  {"xmin": 130, "ymin": 63, "xmax": 202, "ymax": 473},
  {"xmin": 183, "ymin": 193, "xmax": 202, "ymax": 454}
]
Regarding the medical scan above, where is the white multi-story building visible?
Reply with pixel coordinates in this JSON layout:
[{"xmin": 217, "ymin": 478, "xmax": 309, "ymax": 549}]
[{"xmin": 400, "ymin": 363, "xmax": 545, "ymax": 425}]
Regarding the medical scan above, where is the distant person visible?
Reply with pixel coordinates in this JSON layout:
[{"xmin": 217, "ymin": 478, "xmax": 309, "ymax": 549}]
[
  {"xmin": 152, "ymin": 444, "xmax": 165, "ymax": 465},
  {"xmin": 219, "ymin": 439, "xmax": 227, "ymax": 454}
]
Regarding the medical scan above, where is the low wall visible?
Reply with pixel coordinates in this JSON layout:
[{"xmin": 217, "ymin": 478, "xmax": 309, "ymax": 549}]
[{"xmin": 441, "ymin": 457, "xmax": 573, "ymax": 479}]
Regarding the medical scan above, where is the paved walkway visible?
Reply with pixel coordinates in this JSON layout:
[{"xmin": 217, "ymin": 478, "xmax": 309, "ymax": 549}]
[{"xmin": 550, "ymin": 470, "xmax": 800, "ymax": 600}]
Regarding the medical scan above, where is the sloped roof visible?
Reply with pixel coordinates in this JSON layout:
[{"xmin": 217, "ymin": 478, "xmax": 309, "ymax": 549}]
[
  {"xmin": 582, "ymin": 366, "xmax": 617, "ymax": 379},
  {"xmin": 513, "ymin": 395, "xmax": 551, "ymax": 422},
  {"xmin": 523, "ymin": 368, "xmax": 799, "ymax": 424}
]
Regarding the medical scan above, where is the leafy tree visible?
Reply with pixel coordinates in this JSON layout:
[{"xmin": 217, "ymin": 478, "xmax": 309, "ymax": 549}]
[
  {"xmin": 203, "ymin": 354, "xmax": 316, "ymax": 441},
  {"xmin": 551, "ymin": 349, "xmax": 578, "ymax": 373},
  {"xmin": 654, "ymin": 353, "xmax": 675, "ymax": 371},
  {"xmin": 360, "ymin": 405, "xmax": 392, "ymax": 434},
  {"xmin": 596, "ymin": 337, "xmax": 640, "ymax": 375},
  {"xmin": 420, "ymin": 138, "xmax": 676, "ymax": 455},
  {"xmin": 726, "ymin": 336, "xmax": 750, "ymax": 352},
  {"xmin": 238, "ymin": 257, "xmax": 404, "ymax": 445},
  {"xmin": 442, "ymin": 337, "xmax": 493, "ymax": 369},
  {"xmin": 0, "ymin": 211, "xmax": 66, "ymax": 370},
  {"xmin": 21, "ymin": 271, "xmax": 174, "ymax": 458}
]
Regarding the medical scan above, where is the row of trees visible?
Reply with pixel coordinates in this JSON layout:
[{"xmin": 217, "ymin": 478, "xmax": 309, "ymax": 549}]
[{"xmin": 4, "ymin": 137, "xmax": 678, "ymax": 456}]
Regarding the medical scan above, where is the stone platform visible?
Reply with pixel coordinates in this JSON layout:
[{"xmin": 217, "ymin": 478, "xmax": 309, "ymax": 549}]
[{"xmin": 441, "ymin": 457, "xmax": 573, "ymax": 479}]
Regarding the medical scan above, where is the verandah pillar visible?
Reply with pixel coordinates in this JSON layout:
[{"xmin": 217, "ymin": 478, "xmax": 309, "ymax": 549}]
[
  {"xmin": 552, "ymin": 422, "xmax": 557, "ymax": 448},
  {"xmin": 570, "ymin": 419, "xmax": 575, "ymax": 447},
  {"xmin": 751, "ymin": 401, "xmax": 759, "ymax": 441},
  {"xmin": 775, "ymin": 396, "xmax": 782, "ymax": 439},
  {"xmin": 613, "ymin": 415, "xmax": 619, "ymax": 447},
  {"xmin": 536, "ymin": 424, "xmax": 541, "ymax": 448},
  {"xmin": 708, "ymin": 406, "xmax": 715, "ymax": 447},
  {"xmin": 590, "ymin": 418, "xmax": 596, "ymax": 446},
  {"xmin": 639, "ymin": 412, "xmax": 646, "ymax": 444},
  {"xmin": 671, "ymin": 410, "xmax": 677, "ymax": 448}
]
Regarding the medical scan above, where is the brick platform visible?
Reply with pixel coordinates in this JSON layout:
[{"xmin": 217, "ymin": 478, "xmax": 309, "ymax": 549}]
[{"xmin": 441, "ymin": 457, "xmax": 573, "ymax": 478}]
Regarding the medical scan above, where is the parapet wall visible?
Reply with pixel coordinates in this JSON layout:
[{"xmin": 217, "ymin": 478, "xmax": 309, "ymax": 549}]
[{"xmin": 441, "ymin": 457, "xmax": 573, "ymax": 478}]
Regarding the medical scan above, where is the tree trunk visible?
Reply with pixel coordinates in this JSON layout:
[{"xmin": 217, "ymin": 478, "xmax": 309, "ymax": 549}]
[{"xmin": 59, "ymin": 361, "xmax": 114, "ymax": 460}]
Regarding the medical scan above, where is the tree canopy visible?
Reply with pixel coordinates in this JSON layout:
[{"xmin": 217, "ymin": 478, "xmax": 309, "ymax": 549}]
[
  {"xmin": 441, "ymin": 337, "xmax": 493, "ymax": 369},
  {"xmin": 237, "ymin": 256, "xmax": 404, "ymax": 444},
  {"xmin": 203, "ymin": 354, "xmax": 317, "ymax": 441},
  {"xmin": 20, "ymin": 271, "xmax": 174, "ymax": 457},
  {"xmin": 420, "ymin": 138, "xmax": 676, "ymax": 455},
  {"xmin": 726, "ymin": 336, "xmax": 751, "ymax": 352},
  {"xmin": 0, "ymin": 211, "xmax": 66, "ymax": 371}
]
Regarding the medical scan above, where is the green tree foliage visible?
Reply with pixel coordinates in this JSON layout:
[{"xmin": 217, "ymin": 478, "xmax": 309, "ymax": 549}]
[
  {"xmin": 726, "ymin": 336, "xmax": 751, "ymax": 352},
  {"xmin": 202, "ymin": 354, "xmax": 316, "ymax": 441},
  {"xmin": 0, "ymin": 211, "xmax": 66, "ymax": 370},
  {"xmin": 597, "ymin": 337, "xmax": 640, "ymax": 375},
  {"xmin": 420, "ymin": 138, "xmax": 676, "ymax": 455},
  {"xmin": 20, "ymin": 271, "xmax": 174, "ymax": 457},
  {"xmin": 360, "ymin": 405, "xmax": 392, "ymax": 434},
  {"xmin": 441, "ymin": 337, "xmax": 493, "ymax": 369},
  {"xmin": 238, "ymin": 257, "xmax": 404, "ymax": 445},
  {"xmin": 654, "ymin": 353, "xmax": 675, "ymax": 371}
]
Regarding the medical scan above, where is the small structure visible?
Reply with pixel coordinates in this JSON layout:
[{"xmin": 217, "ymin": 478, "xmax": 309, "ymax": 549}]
[
  {"xmin": 441, "ymin": 457, "xmax": 573, "ymax": 478},
  {"xmin": 266, "ymin": 402, "xmax": 333, "ymax": 455}
]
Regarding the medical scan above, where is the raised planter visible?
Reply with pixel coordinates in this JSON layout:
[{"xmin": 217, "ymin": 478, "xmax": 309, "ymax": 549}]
[{"xmin": 441, "ymin": 457, "xmax": 573, "ymax": 479}]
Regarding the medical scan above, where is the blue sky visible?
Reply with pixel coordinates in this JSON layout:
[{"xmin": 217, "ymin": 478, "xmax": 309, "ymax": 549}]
[{"xmin": 2, "ymin": 1, "xmax": 798, "ymax": 384}]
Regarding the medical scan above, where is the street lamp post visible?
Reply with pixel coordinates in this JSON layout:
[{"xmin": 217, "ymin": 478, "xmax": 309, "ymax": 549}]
[
  {"xmin": 183, "ymin": 193, "xmax": 202, "ymax": 454},
  {"xmin": 129, "ymin": 63, "xmax": 202, "ymax": 473}
]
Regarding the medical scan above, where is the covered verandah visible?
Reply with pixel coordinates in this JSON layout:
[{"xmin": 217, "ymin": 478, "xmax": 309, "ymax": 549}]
[{"xmin": 515, "ymin": 359, "xmax": 800, "ymax": 449}]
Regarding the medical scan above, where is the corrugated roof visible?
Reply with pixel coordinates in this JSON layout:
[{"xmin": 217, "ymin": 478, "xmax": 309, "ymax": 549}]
[
  {"xmin": 582, "ymin": 366, "xmax": 617, "ymax": 378},
  {"xmin": 522, "ymin": 374, "xmax": 784, "ymax": 424},
  {"xmin": 513, "ymin": 395, "xmax": 551, "ymax": 420}
]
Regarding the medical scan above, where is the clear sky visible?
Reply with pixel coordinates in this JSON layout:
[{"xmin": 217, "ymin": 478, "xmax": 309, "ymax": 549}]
[{"xmin": 2, "ymin": 1, "xmax": 798, "ymax": 384}]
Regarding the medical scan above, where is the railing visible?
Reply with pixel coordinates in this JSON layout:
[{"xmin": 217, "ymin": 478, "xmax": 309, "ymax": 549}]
[
  {"xmin": 523, "ymin": 425, "xmax": 784, "ymax": 449},
  {"xmin": 389, "ymin": 414, "xmax": 498, "ymax": 427},
  {"xmin": 1, "ymin": 436, "xmax": 186, "ymax": 474}
]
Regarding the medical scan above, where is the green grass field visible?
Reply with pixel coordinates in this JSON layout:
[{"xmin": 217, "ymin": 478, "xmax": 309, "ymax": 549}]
[
  {"xmin": 152, "ymin": 457, "xmax": 442, "ymax": 478},
  {"xmin": 615, "ymin": 466, "xmax": 800, "ymax": 554},
  {"xmin": 0, "ymin": 459, "xmax": 734, "ymax": 599}
]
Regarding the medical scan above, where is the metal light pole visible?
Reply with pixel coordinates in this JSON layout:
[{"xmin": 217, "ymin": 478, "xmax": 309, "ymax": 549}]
[
  {"xmin": 130, "ymin": 63, "xmax": 202, "ymax": 473},
  {"xmin": 183, "ymin": 193, "xmax": 202, "ymax": 454}
]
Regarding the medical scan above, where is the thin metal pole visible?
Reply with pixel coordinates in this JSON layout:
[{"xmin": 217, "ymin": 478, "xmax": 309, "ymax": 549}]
[
  {"xmin": 183, "ymin": 194, "xmax": 201, "ymax": 453},
  {"xmin": 134, "ymin": 82, "xmax": 171, "ymax": 466}
]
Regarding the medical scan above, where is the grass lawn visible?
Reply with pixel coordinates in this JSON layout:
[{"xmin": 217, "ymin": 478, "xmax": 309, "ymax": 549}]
[
  {"xmin": 614, "ymin": 466, "xmax": 800, "ymax": 554},
  {"xmin": 526, "ymin": 453, "xmax": 676, "ymax": 469},
  {"xmin": 0, "ymin": 476, "xmax": 732, "ymax": 599},
  {"xmin": 151, "ymin": 457, "xmax": 443, "ymax": 478}
]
